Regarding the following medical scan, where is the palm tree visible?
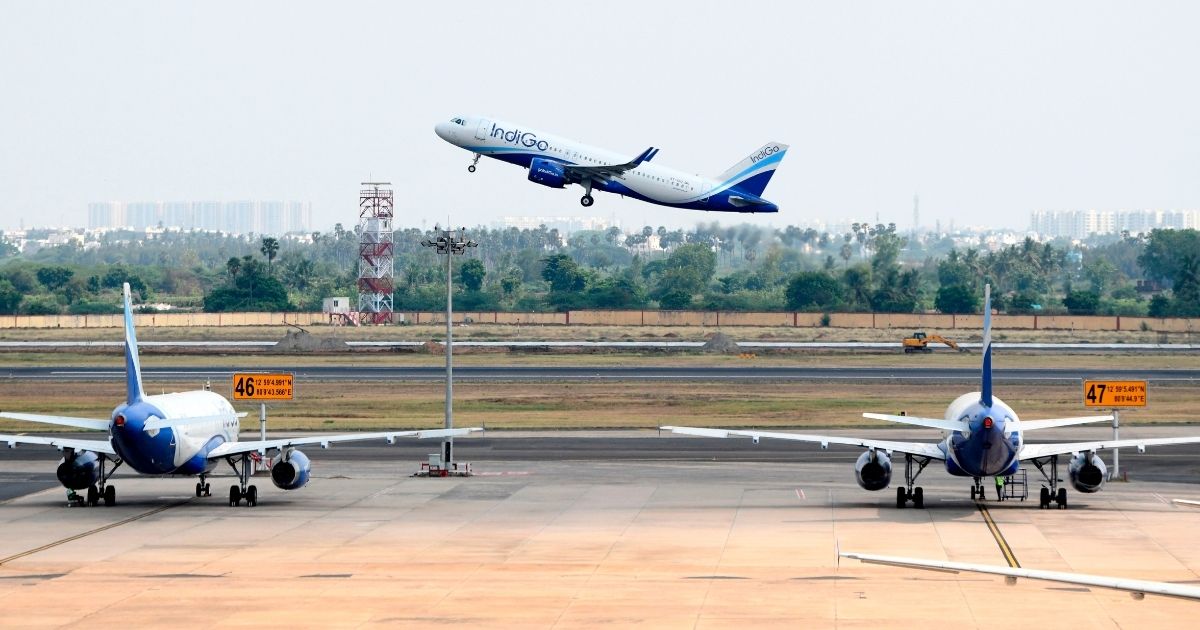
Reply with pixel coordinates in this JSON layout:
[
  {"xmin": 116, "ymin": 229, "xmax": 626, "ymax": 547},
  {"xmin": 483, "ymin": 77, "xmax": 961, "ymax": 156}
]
[{"xmin": 260, "ymin": 237, "xmax": 280, "ymax": 274}]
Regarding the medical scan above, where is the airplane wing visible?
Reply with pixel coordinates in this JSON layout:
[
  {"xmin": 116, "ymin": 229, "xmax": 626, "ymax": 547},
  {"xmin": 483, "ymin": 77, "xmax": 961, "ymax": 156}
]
[
  {"xmin": 0, "ymin": 433, "xmax": 117, "ymax": 455},
  {"xmin": 563, "ymin": 147, "xmax": 656, "ymax": 183},
  {"xmin": 1018, "ymin": 415, "xmax": 1113, "ymax": 431},
  {"xmin": 840, "ymin": 551, "xmax": 1200, "ymax": 601},
  {"xmin": 207, "ymin": 427, "xmax": 482, "ymax": 458},
  {"xmin": 1019, "ymin": 436, "xmax": 1200, "ymax": 460},
  {"xmin": 661, "ymin": 426, "xmax": 946, "ymax": 460},
  {"xmin": 0, "ymin": 412, "xmax": 109, "ymax": 432}
]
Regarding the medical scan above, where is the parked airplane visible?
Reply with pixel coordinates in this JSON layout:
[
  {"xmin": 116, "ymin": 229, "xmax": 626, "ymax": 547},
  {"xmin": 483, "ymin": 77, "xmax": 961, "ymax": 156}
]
[
  {"xmin": 664, "ymin": 285, "xmax": 1200, "ymax": 509},
  {"xmin": 840, "ymin": 551, "xmax": 1200, "ymax": 601},
  {"xmin": 0, "ymin": 284, "xmax": 477, "ymax": 508},
  {"xmin": 435, "ymin": 116, "xmax": 787, "ymax": 213}
]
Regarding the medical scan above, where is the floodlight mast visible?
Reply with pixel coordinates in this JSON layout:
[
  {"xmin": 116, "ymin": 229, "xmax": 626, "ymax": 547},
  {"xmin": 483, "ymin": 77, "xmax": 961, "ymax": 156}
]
[{"xmin": 420, "ymin": 226, "xmax": 478, "ymax": 467}]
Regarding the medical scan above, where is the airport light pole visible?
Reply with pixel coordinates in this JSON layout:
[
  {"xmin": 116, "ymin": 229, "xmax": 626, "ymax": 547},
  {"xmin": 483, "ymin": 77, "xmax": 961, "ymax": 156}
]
[{"xmin": 421, "ymin": 226, "xmax": 478, "ymax": 468}]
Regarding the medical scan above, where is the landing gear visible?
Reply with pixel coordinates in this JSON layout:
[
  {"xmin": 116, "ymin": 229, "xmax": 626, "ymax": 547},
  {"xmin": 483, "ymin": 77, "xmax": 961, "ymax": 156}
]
[
  {"xmin": 225, "ymin": 454, "xmax": 259, "ymax": 507},
  {"xmin": 1032, "ymin": 455, "xmax": 1068, "ymax": 509},
  {"xmin": 896, "ymin": 454, "xmax": 931, "ymax": 508},
  {"xmin": 970, "ymin": 477, "xmax": 986, "ymax": 501},
  {"xmin": 195, "ymin": 475, "xmax": 211, "ymax": 498},
  {"xmin": 89, "ymin": 454, "xmax": 123, "ymax": 507},
  {"xmin": 467, "ymin": 153, "xmax": 480, "ymax": 173},
  {"xmin": 580, "ymin": 179, "xmax": 594, "ymax": 207}
]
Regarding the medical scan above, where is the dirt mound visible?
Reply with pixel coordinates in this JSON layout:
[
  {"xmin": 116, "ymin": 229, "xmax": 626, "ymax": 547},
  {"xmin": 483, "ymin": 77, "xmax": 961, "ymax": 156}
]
[
  {"xmin": 272, "ymin": 330, "xmax": 349, "ymax": 353},
  {"xmin": 701, "ymin": 332, "xmax": 741, "ymax": 353},
  {"xmin": 422, "ymin": 340, "xmax": 444, "ymax": 355}
]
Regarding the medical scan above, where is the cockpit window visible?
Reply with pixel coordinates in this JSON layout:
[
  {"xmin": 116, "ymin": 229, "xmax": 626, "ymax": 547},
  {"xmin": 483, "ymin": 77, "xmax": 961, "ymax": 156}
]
[{"xmin": 451, "ymin": 118, "xmax": 465, "ymax": 125}]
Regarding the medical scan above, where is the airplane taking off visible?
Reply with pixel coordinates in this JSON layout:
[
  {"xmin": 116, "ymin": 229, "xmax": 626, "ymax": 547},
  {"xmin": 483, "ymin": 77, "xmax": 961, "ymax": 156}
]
[
  {"xmin": 664, "ymin": 285, "xmax": 1200, "ymax": 509},
  {"xmin": 0, "ymin": 284, "xmax": 477, "ymax": 508},
  {"xmin": 435, "ymin": 116, "xmax": 787, "ymax": 213}
]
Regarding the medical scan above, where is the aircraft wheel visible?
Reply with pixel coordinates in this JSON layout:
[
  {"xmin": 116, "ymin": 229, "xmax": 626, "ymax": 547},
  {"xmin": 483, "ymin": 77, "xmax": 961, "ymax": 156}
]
[
  {"xmin": 467, "ymin": 165, "xmax": 476, "ymax": 173},
  {"xmin": 103, "ymin": 485, "xmax": 116, "ymax": 507},
  {"xmin": 580, "ymin": 195, "xmax": 594, "ymax": 207},
  {"xmin": 1056, "ymin": 488, "xmax": 1067, "ymax": 509},
  {"xmin": 229, "ymin": 485, "xmax": 241, "ymax": 507},
  {"xmin": 1039, "ymin": 487, "xmax": 1050, "ymax": 509},
  {"xmin": 203, "ymin": 483, "xmax": 211, "ymax": 497},
  {"xmin": 246, "ymin": 485, "xmax": 258, "ymax": 507},
  {"xmin": 896, "ymin": 486, "xmax": 907, "ymax": 508},
  {"xmin": 913, "ymin": 487, "xmax": 924, "ymax": 509},
  {"xmin": 195, "ymin": 482, "xmax": 203, "ymax": 498},
  {"xmin": 86, "ymin": 485, "xmax": 99, "ymax": 506}
]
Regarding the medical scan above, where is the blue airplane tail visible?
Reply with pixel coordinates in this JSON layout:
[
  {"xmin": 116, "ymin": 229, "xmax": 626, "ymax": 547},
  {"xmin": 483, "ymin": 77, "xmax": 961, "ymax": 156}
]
[
  {"xmin": 718, "ymin": 142, "xmax": 789, "ymax": 197},
  {"xmin": 123, "ymin": 283, "xmax": 145, "ymax": 403},
  {"xmin": 980, "ymin": 284, "xmax": 993, "ymax": 408}
]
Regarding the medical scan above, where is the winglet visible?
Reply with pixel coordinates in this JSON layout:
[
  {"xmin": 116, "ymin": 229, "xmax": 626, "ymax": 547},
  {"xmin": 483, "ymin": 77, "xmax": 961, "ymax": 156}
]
[
  {"xmin": 630, "ymin": 147, "xmax": 656, "ymax": 168},
  {"xmin": 980, "ymin": 284, "xmax": 993, "ymax": 408},
  {"xmin": 123, "ymin": 283, "xmax": 145, "ymax": 403},
  {"xmin": 645, "ymin": 148, "xmax": 659, "ymax": 162}
]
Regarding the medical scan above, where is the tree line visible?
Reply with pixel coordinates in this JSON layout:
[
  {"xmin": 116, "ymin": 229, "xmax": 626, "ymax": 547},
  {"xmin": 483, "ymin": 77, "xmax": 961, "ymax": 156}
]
[{"xmin": 1, "ymin": 223, "xmax": 1197, "ymax": 318}]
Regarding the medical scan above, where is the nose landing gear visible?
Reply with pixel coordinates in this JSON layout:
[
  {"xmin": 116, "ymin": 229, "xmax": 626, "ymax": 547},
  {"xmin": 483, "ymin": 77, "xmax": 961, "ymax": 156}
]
[{"xmin": 467, "ymin": 153, "xmax": 480, "ymax": 173}]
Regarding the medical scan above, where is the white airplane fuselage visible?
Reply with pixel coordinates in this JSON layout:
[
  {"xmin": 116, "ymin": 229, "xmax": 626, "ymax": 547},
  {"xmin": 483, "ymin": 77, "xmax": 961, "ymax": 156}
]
[
  {"xmin": 940, "ymin": 393, "xmax": 1023, "ymax": 478},
  {"xmin": 110, "ymin": 390, "xmax": 240, "ymax": 476},
  {"xmin": 435, "ymin": 116, "xmax": 784, "ymax": 212}
]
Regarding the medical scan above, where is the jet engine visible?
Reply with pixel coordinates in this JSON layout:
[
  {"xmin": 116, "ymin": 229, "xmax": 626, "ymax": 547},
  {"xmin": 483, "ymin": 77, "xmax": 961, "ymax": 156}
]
[
  {"xmin": 854, "ymin": 450, "xmax": 892, "ymax": 491},
  {"xmin": 527, "ymin": 158, "xmax": 567, "ymax": 188},
  {"xmin": 1068, "ymin": 452, "xmax": 1107, "ymax": 493},
  {"xmin": 270, "ymin": 449, "xmax": 311, "ymax": 490},
  {"xmin": 57, "ymin": 450, "xmax": 101, "ymax": 490}
]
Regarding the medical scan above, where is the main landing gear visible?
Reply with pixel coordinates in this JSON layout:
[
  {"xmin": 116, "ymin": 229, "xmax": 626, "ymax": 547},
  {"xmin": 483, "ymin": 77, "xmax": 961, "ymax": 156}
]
[
  {"xmin": 1031, "ymin": 455, "xmax": 1068, "ymax": 509},
  {"xmin": 580, "ymin": 179, "xmax": 594, "ymax": 207},
  {"xmin": 896, "ymin": 454, "xmax": 931, "ymax": 509},
  {"xmin": 467, "ymin": 153, "xmax": 480, "ymax": 173},
  {"xmin": 85, "ymin": 454, "xmax": 123, "ymax": 507},
  {"xmin": 225, "ymin": 454, "xmax": 258, "ymax": 507}
]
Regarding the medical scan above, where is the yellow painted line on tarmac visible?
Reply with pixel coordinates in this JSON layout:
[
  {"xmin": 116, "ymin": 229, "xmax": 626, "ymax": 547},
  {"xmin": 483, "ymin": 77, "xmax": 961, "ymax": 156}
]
[
  {"xmin": 0, "ymin": 499, "xmax": 190, "ymax": 566},
  {"xmin": 977, "ymin": 502, "xmax": 1020, "ymax": 568}
]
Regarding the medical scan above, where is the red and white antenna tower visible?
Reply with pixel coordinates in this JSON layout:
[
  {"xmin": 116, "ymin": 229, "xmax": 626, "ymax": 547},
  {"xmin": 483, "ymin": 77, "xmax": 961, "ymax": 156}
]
[{"xmin": 357, "ymin": 182, "xmax": 394, "ymax": 324}]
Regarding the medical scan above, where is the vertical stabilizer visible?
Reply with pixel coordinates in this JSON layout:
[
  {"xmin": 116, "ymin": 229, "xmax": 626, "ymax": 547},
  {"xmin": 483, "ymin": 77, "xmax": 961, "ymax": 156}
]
[
  {"xmin": 980, "ymin": 284, "xmax": 993, "ymax": 408},
  {"xmin": 123, "ymin": 283, "xmax": 145, "ymax": 403}
]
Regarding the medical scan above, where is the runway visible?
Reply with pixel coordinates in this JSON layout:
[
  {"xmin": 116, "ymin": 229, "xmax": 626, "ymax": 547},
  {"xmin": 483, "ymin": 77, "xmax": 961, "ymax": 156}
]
[{"xmin": 5, "ymin": 365, "xmax": 1200, "ymax": 382}]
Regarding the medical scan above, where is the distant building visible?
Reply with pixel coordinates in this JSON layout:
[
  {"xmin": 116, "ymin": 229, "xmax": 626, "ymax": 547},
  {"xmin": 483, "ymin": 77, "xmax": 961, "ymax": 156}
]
[
  {"xmin": 86, "ymin": 200, "xmax": 312, "ymax": 235},
  {"xmin": 1030, "ymin": 209, "xmax": 1200, "ymax": 239}
]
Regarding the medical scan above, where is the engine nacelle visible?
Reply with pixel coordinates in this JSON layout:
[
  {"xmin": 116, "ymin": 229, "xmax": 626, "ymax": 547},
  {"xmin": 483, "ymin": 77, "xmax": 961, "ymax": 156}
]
[
  {"xmin": 1068, "ymin": 452, "xmax": 1107, "ymax": 493},
  {"xmin": 855, "ymin": 450, "xmax": 892, "ymax": 491},
  {"xmin": 271, "ymin": 449, "xmax": 311, "ymax": 490},
  {"xmin": 527, "ymin": 158, "xmax": 567, "ymax": 188},
  {"xmin": 57, "ymin": 450, "xmax": 101, "ymax": 490}
]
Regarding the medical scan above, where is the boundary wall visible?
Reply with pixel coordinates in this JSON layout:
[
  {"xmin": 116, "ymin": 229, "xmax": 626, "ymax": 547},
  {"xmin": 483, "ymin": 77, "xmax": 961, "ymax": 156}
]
[{"xmin": 1, "ymin": 310, "xmax": 1196, "ymax": 333}]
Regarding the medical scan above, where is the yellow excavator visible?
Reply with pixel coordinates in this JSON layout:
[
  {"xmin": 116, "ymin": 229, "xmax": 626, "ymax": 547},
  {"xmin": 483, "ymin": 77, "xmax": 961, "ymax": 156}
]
[{"xmin": 902, "ymin": 331, "xmax": 965, "ymax": 354}]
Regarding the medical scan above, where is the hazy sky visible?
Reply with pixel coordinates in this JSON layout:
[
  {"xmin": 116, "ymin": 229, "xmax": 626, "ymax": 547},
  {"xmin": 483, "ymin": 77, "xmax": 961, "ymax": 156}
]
[{"xmin": 2, "ymin": 1, "xmax": 1198, "ymax": 233}]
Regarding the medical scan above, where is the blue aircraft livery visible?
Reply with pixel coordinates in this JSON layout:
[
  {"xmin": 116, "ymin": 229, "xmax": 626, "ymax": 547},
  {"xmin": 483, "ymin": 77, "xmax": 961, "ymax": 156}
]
[{"xmin": 435, "ymin": 115, "xmax": 788, "ymax": 212}]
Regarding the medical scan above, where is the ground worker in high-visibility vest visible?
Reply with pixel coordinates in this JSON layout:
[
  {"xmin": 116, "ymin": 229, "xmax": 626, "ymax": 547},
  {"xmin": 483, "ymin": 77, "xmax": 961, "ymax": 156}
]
[{"xmin": 995, "ymin": 475, "xmax": 1005, "ymax": 500}]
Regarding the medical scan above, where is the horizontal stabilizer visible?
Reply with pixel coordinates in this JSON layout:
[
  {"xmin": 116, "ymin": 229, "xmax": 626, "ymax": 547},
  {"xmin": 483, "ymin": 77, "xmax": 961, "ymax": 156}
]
[
  {"xmin": 0, "ymin": 412, "xmax": 109, "ymax": 432},
  {"xmin": 143, "ymin": 412, "xmax": 249, "ymax": 431},
  {"xmin": 863, "ymin": 413, "xmax": 962, "ymax": 432},
  {"xmin": 1019, "ymin": 415, "xmax": 1113, "ymax": 431}
]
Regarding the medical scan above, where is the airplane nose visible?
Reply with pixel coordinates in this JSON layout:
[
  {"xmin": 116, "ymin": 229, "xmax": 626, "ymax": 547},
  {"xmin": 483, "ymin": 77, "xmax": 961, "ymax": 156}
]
[{"xmin": 434, "ymin": 122, "xmax": 453, "ymax": 142}]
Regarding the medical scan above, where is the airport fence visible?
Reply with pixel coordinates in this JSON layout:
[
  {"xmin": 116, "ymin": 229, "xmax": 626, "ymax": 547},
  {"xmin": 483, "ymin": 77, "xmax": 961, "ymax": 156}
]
[{"xmin": 1, "ymin": 310, "xmax": 1197, "ymax": 333}]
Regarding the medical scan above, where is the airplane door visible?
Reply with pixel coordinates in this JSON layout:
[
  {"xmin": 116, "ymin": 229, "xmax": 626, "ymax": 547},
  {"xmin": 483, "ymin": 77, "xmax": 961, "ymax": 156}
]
[{"xmin": 475, "ymin": 118, "xmax": 491, "ymax": 141}]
